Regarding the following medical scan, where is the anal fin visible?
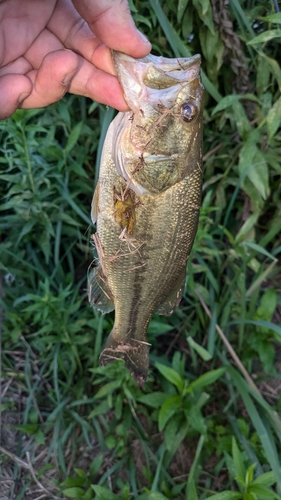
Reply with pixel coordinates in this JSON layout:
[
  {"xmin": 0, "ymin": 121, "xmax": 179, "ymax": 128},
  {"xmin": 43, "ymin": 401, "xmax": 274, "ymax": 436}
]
[
  {"xmin": 156, "ymin": 275, "xmax": 186, "ymax": 316},
  {"xmin": 88, "ymin": 265, "xmax": 115, "ymax": 313}
]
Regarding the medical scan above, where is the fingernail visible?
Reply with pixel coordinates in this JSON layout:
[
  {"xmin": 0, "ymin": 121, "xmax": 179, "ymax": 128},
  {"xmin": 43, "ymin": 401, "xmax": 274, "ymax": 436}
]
[
  {"xmin": 18, "ymin": 92, "xmax": 30, "ymax": 103},
  {"xmin": 137, "ymin": 29, "xmax": 151, "ymax": 45},
  {"xmin": 62, "ymin": 69, "xmax": 77, "ymax": 86}
]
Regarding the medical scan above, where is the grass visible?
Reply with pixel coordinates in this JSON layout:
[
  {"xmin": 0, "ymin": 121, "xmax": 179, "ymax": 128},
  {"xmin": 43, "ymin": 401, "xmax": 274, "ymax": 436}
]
[{"xmin": 1, "ymin": 0, "xmax": 281, "ymax": 499}]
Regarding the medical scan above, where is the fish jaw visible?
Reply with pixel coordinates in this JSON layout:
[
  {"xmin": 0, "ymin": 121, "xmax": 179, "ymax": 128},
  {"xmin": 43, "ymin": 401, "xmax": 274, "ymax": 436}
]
[{"xmin": 111, "ymin": 51, "xmax": 204, "ymax": 195}]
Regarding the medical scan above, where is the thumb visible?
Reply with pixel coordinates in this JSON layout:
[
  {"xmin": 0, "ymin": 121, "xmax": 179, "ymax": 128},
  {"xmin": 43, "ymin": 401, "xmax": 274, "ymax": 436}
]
[
  {"xmin": 71, "ymin": 0, "xmax": 151, "ymax": 58},
  {"xmin": 0, "ymin": 74, "xmax": 32, "ymax": 119}
]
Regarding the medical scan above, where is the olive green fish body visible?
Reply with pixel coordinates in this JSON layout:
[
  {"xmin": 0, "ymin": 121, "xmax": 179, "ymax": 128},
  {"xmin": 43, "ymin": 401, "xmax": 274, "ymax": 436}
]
[{"xmin": 89, "ymin": 52, "xmax": 204, "ymax": 383}]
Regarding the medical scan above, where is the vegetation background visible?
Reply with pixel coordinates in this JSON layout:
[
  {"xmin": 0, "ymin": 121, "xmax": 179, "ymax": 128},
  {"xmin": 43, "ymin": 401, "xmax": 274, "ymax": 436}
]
[{"xmin": 0, "ymin": 0, "xmax": 281, "ymax": 498}]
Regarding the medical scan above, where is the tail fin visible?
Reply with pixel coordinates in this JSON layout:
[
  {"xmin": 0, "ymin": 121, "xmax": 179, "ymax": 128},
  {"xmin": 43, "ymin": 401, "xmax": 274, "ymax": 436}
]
[{"xmin": 100, "ymin": 330, "xmax": 150, "ymax": 386}]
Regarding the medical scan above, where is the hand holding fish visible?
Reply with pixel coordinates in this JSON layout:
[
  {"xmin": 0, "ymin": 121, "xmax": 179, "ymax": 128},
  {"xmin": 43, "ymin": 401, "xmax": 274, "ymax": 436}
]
[{"xmin": 0, "ymin": 0, "xmax": 151, "ymax": 119}]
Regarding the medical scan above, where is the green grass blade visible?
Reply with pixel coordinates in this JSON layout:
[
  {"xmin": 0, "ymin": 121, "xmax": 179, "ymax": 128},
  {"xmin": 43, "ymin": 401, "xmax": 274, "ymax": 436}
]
[
  {"xmin": 228, "ymin": 367, "xmax": 281, "ymax": 492},
  {"xmin": 185, "ymin": 435, "xmax": 204, "ymax": 499},
  {"xmin": 148, "ymin": 0, "xmax": 221, "ymax": 102}
]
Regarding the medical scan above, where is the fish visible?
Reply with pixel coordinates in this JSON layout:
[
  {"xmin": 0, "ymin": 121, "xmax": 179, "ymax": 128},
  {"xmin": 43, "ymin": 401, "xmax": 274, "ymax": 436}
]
[{"xmin": 88, "ymin": 51, "xmax": 204, "ymax": 384}]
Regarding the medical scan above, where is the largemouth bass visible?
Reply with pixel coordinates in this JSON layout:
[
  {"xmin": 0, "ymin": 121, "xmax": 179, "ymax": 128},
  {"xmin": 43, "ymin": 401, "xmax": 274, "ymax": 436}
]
[{"xmin": 89, "ymin": 51, "xmax": 204, "ymax": 384}]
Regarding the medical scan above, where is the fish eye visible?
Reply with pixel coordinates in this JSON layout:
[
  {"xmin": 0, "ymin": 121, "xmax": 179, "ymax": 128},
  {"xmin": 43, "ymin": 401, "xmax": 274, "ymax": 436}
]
[{"xmin": 181, "ymin": 102, "xmax": 197, "ymax": 122}]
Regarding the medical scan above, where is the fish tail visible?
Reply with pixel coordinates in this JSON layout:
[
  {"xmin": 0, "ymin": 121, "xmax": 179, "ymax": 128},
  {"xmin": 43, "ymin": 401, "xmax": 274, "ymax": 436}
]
[{"xmin": 100, "ymin": 329, "xmax": 150, "ymax": 386}]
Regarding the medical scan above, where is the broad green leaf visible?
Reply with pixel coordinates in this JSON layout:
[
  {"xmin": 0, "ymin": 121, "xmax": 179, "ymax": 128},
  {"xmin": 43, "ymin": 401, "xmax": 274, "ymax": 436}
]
[
  {"xmin": 94, "ymin": 380, "xmax": 121, "ymax": 399},
  {"xmin": 187, "ymin": 336, "xmax": 212, "ymax": 361},
  {"xmin": 267, "ymin": 96, "xmax": 281, "ymax": 138},
  {"xmin": 249, "ymin": 483, "xmax": 281, "ymax": 499},
  {"xmin": 232, "ymin": 437, "xmax": 246, "ymax": 483},
  {"xmin": 257, "ymin": 55, "xmax": 270, "ymax": 94},
  {"xmin": 260, "ymin": 13, "xmax": 281, "ymax": 23},
  {"xmin": 243, "ymin": 241, "xmax": 276, "ymax": 261},
  {"xmin": 138, "ymin": 492, "xmax": 169, "ymax": 500},
  {"xmin": 89, "ymin": 454, "xmax": 104, "ymax": 478},
  {"xmin": 158, "ymin": 395, "xmax": 182, "ymax": 431},
  {"xmin": 229, "ymin": 319, "xmax": 281, "ymax": 338},
  {"xmin": 212, "ymin": 94, "xmax": 244, "ymax": 114},
  {"xmin": 188, "ymin": 368, "xmax": 225, "ymax": 392},
  {"xmin": 192, "ymin": 0, "xmax": 215, "ymax": 33},
  {"xmin": 199, "ymin": 26, "xmax": 224, "ymax": 76},
  {"xmin": 177, "ymin": 0, "xmax": 189, "ymax": 22},
  {"xmin": 263, "ymin": 55, "xmax": 281, "ymax": 88},
  {"xmin": 231, "ymin": 101, "xmax": 252, "ymax": 139},
  {"xmin": 138, "ymin": 392, "xmax": 167, "ymax": 408},
  {"xmin": 14, "ymin": 423, "xmax": 38, "ymax": 434},
  {"xmin": 65, "ymin": 121, "xmax": 83, "ymax": 153},
  {"xmin": 205, "ymin": 492, "xmax": 241, "ymax": 500},
  {"xmin": 148, "ymin": 320, "xmax": 174, "ymax": 335},
  {"xmin": 63, "ymin": 487, "xmax": 86, "ymax": 499},
  {"xmin": 155, "ymin": 362, "xmax": 184, "ymax": 391},
  {"xmin": 185, "ymin": 405, "xmax": 207, "ymax": 434},
  {"xmin": 245, "ymin": 463, "xmax": 256, "ymax": 486},
  {"xmin": 235, "ymin": 213, "xmax": 259, "ymax": 243},
  {"xmin": 35, "ymin": 429, "xmax": 45, "ymax": 445},
  {"xmin": 238, "ymin": 133, "xmax": 270, "ymax": 200},
  {"xmin": 91, "ymin": 485, "xmax": 120, "ymax": 499},
  {"xmin": 252, "ymin": 469, "xmax": 281, "ymax": 487},
  {"xmin": 247, "ymin": 30, "xmax": 281, "ymax": 45},
  {"xmin": 74, "ymin": 469, "xmax": 87, "ymax": 478},
  {"xmin": 164, "ymin": 418, "xmax": 180, "ymax": 450},
  {"xmin": 212, "ymin": 94, "xmax": 259, "ymax": 115},
  {"xmin": 88, "ymin": 399, "xmax": 110, "ymax": 418},
  {"xmin": 257, "ymin": 289, "xmax": 277, "ymax": 321}
]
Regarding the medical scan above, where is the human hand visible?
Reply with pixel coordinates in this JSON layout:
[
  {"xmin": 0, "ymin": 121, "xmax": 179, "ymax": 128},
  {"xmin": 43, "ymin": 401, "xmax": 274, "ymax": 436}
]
[{"xmin": 0, "ymin": 0, "xmax": 151, "ymax": 119}]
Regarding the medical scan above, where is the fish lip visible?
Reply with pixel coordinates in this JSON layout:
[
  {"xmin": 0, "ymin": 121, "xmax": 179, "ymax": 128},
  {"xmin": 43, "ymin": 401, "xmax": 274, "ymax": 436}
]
[
  {"xmin": 112, "ymin": 51, "xmax": 202, "ymax": 94},
  {"xmin": 112, "ymin": 50, "xmax": 201, "ymax": 72}
]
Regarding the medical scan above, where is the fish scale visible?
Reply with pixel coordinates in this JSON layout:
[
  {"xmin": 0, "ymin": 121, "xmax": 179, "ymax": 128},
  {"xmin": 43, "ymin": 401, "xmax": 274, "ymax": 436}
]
[{"xmin": 89, "ymin": 51, "xmax": 204, "ymax": 384}]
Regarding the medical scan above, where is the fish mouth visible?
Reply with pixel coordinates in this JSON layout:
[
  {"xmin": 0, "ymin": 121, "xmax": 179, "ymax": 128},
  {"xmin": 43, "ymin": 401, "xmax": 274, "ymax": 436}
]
[
  {"xmin": 113, "ymin": 51, "xmax": 201, "ymax": 88},
  {"xmin": 112, "ymin": 51, "xmax": 202, "ymax": 110}
]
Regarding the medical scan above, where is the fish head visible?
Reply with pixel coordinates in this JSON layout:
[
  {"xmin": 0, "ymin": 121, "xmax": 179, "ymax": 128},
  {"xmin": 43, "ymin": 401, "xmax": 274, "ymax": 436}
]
[{"xmin": 112, "ymin": 51, "xmax": 204, "ymax": 196}]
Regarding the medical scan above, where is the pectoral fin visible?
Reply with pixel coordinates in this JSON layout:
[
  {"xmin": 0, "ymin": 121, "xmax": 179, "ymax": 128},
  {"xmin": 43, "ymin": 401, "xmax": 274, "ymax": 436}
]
[
  {"xmin": 156, "ymin": 275, "xmax": 186, "ymax": 316},
  {"xmin": 91, "ymin": 180, "xmax": 100, "ymax": 224},
  {"xmin": 88, "ymin": 265, "xmax": 114, "ymax": 313}
]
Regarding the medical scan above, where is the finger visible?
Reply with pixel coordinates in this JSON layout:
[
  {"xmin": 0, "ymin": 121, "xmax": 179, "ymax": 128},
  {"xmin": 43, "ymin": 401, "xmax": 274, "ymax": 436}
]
[
  {"xmin": 20, "ymin": 49, "xmax": 79, "ymax": 109},
  {"xmin": 0, "ymin": 0, "xmax": 56, "ymax": 66},
  {"xmin": 0, "ymin": 57, "xmax": 32, "ymax": 77},
  {"xmin": 67, "ymin": 57, "xmax": 129, "ymax": 111},
  {"xmin": 71, "ymin": 0, "xmax": 151, "ymax": 58},
  {"xmin": 47, "ymin": 0, "xmax": 116, "ymax": 75},
  {"xmin": 0, "ymin": 74, "xmax": 32, "ymax": 119},
  {"xmin": 24, "ymin": 28, "xmax": 64, "ymax": 69},
  {"xmin": 48, "ymin": 0, "xmax": 150, "ymax": 74},
  {"xmin": 20, "ymin": 48, "xmax": 128, "ymax": 111},
  {"xmin": 19, "ymin": 27, "xmax": 123, "ymax": 110}
]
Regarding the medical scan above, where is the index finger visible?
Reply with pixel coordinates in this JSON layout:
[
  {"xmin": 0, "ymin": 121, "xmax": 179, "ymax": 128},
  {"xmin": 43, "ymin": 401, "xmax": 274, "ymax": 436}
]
[{"xmin": 71, "ymin": 0, "xmax": 151, "ymax": 58}]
